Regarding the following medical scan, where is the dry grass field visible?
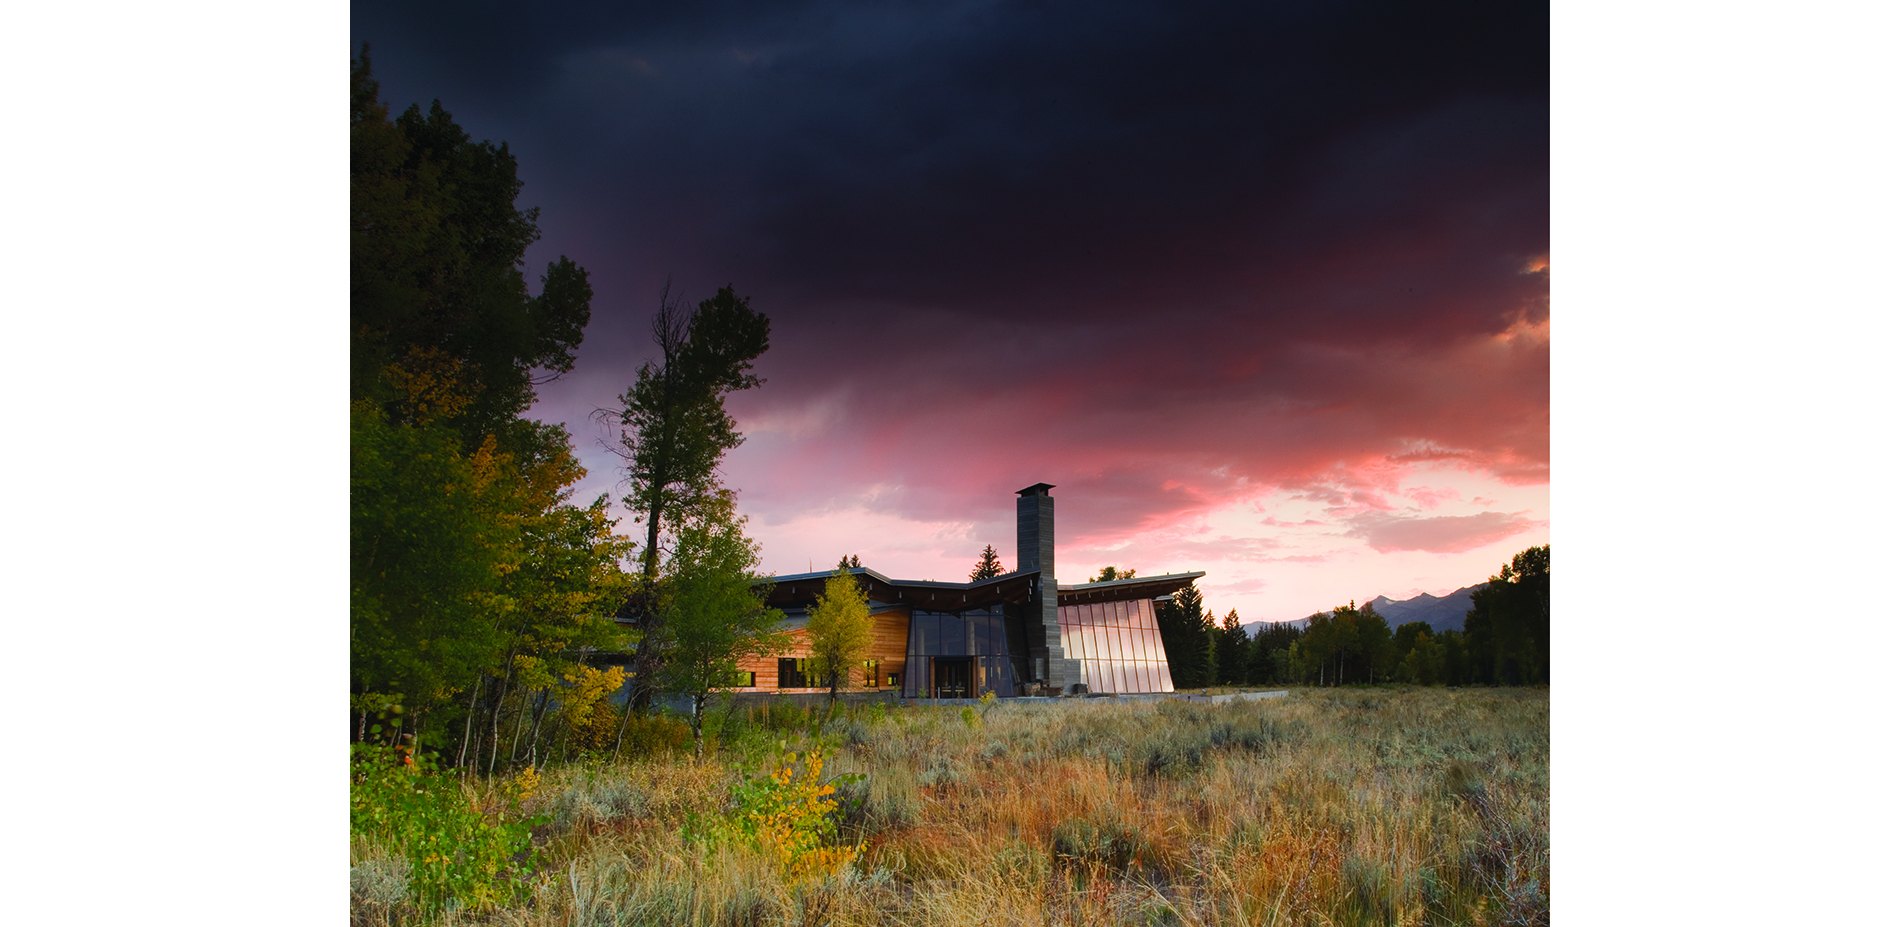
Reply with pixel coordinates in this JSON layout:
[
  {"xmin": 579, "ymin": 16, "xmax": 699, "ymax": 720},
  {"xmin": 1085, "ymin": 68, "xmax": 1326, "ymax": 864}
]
[{"xmin": 352, "ymin": 686, "xmax": 1548, "ymax": 927}]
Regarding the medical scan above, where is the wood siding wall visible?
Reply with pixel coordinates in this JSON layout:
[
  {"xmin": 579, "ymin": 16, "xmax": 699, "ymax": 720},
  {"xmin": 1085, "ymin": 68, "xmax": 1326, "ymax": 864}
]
[{"xmin": 732, "ymin": 606, "xmax": 912, "ymax": 692}]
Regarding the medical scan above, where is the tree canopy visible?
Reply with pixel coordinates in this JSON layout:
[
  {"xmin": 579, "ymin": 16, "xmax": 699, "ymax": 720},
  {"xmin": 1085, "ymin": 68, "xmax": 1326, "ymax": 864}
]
[
  {"xmin": 612, "ymin": 284, "xmax": 772, "ymax": 706},
  {"xmin": 351, "ymin": 50, "xmax": 591, "ymax": 447},
  {"xmin": 1155, "ymin": 582, "xmax": 1212, "ymax": 689},
  {"xmin": 1462, "ymin": 545, "xmax": 1550, "ymax": 684},
  {"xmin": 351, "ymin": 51, "xmax": 632, "ymax": 769},
  {"xmin": 804, "ymin": 566, "xmax": 874, "ymax": 702},
  {"xmin": 969, "ymin": 545, "xmax": 1005, "ymax": 581},
  {"xmin": 653, "ymin": 492, "xmax": 785, "ymax": 755}
]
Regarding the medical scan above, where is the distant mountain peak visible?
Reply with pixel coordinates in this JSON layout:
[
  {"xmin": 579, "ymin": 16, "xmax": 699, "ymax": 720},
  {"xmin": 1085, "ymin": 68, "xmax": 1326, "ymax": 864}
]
[{"xmin": 1356, "ymin": 584, "xmax": 1482, "ymax": 632}]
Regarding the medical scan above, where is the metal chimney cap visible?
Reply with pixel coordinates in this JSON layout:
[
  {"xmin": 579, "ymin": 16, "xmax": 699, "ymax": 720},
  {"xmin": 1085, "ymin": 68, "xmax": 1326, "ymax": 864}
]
[{"xmin": 1017, "ymin": 483, "xmax": 1056, "ymax": 496}]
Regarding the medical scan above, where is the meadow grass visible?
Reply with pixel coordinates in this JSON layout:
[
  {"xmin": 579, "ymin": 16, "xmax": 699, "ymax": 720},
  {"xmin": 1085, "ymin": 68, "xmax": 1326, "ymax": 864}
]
[{"xmin": 354, "ymin": 686, "xmax": 1547, "ymax": 927}]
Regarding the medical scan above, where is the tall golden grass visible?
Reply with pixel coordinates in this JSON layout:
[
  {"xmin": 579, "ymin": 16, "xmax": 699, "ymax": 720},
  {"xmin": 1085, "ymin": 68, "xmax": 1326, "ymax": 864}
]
[{"xmin": 353, "ymin": 686, "xmax": 1547, "ymax": 927}]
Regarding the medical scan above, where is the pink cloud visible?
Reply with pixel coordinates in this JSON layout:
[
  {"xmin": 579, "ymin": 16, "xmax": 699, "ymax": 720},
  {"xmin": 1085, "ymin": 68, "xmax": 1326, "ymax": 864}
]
[
  {"xmin": 1342, "ymin": 510, "xmax": 1536, "ymax": 554},
  {"xmin": 1406, "ymin": 487, "xmax": 1462, "ymax": 509}
]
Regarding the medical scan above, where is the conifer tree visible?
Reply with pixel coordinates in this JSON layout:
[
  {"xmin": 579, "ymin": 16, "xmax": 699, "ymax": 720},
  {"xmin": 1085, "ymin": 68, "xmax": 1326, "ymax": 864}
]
[
  {"xmin": 968, "ymin": 545, "xmax": 1005, "ymax": 581},
  {"xmin": 1156, "ymin": 582, "xmax": 1212, "ymax": 688}
]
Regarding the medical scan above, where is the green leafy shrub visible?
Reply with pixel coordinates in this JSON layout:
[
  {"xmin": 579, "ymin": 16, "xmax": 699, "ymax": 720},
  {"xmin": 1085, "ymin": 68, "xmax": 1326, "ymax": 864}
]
[{"xmin": 348, "ymin": 745, "xmax": 542, "ymax": 917}]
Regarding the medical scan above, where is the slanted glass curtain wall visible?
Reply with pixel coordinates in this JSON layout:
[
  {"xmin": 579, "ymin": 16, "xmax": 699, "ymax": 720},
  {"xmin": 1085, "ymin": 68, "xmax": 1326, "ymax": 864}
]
[
  {"xmin": 1057, "ymin": 598, "xmax": 1174, "ymax": 694},
  {"xmin": 903, "ymin": 605, "xmax": 1019, "ymax": 698}
]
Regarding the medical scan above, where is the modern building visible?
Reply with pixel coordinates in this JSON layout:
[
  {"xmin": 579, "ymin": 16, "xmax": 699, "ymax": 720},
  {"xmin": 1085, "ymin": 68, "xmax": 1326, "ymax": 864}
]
[{"xmin": 735, "ymin": 484, "xmax": 1203, "ymax": 698}]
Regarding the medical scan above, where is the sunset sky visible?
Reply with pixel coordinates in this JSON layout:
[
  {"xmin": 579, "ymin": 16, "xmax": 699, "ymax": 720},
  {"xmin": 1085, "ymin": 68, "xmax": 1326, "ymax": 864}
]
[{"xmin": 351, "ymin": 0, "xmax": 1549, "ymax": 623}]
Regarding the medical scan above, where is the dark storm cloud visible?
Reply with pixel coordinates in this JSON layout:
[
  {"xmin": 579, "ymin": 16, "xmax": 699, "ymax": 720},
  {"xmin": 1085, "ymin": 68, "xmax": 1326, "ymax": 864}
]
[
  {"xmin": 352, "ymin": 0, "xmax": 1548, "ymax": 543},
  {"xmin": 353, "ymin": 0, "xmax": 1545, "ymax": 327}
]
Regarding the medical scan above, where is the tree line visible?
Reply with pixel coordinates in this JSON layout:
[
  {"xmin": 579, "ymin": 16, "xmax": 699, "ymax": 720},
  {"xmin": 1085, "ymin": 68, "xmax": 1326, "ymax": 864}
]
[
  {"xmin": 351, "ymin": 52, "xmax": 788, "ymax": 769},
  {"xmin": 1150, "ymin": 544, "xmax": 1550, "ymax": 688}
]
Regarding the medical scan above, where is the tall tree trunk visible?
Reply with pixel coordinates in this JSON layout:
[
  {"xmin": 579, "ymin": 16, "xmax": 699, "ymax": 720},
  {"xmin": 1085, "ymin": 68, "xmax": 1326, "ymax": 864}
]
[
  {"xmin": 485, "ymin": 670, "xmax": 513, "ymax": 777},
  {"xmin": 457, "ymin": 676, "xmax": 483, "ymax": 770},
  {"xmin": 527, "ymin": 688, "xmax": 552, "ymax": 769},
  {"xmin": 504, "ymin": 684, "xmax": 532, "ymax": 773},
  {"xmin": 611, "ymin": 673, "xmax": 638, "ymax": 762},
  {"xmin": 691, "ymin": 692, "xmax": 707, "ymax": 760}
]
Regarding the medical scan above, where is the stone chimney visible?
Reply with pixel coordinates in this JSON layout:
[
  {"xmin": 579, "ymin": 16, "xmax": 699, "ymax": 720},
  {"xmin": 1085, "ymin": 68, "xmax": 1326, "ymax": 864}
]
[{"xmin": 1016, "ymin": 483, "xmax": 1075, "ymax": 690}]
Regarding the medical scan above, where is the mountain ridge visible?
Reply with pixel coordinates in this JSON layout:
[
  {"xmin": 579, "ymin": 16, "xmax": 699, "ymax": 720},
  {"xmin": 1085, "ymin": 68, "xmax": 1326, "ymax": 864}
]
[{"xmin": 1238, "ymin": 583, "xmax": 1486, "ymax": 638}]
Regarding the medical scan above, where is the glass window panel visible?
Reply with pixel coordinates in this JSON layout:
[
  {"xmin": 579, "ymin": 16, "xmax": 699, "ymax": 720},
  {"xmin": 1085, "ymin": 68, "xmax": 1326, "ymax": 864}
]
[
  {"xmin": 1111, "ymin": 600, "xmax": 1127, "ymax": 628},
  {"xmin": 1096, "ymin": 661, "xmax": 1114, "ymax": 694},
  {"xmin": 1115, "ymin": 623, "xmax": 1133, "ymax": 661},
  {"xmin": 1140, "ymin": 661, "xmax": 1156, "ymax": 692},
  {"xmin": 1138, "ymin": 627, "xmax": 1158, "ymax": 662},
  {"xmin": 1116, "ymin": 662, "xmax": 1132, "ymax": 693},
  {"xmin": 1090, "ymin": 603, "xmax": 1105, "ymax": 626},
  {"xmin": 1093, "ymin": 625, "xmax": 1110, "ymax": 659}
]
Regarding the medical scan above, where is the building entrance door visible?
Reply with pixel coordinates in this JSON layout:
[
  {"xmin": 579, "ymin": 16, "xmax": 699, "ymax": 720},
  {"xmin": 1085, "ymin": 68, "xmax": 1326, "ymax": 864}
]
[{"xmin": 933, "ymin": 658, "xmax": 972, "ymax": 699}]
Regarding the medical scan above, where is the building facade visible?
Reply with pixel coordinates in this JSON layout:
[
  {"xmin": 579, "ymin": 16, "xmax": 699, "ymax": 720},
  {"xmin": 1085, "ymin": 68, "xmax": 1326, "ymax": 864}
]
[{"xmin": 734, "ymin": 484, "xmax": 1202, "ymax": 698}]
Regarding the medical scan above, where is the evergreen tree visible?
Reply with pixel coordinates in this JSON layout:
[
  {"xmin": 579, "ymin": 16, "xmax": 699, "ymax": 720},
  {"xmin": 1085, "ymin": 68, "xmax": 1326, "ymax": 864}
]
[
  {"xmin": 1215, "ymin": 609, "xmax": 1250, "ymax": 686},
  {"xmin": 1155, "ymin": 582, "xmax": 1212, "ymax": 689},
  {"xmin": 1249, "ymin": 621, "xmax": 1301, "ymax": 684},
  {"xmin": 969, "ymin": 545, "xmax": 1005, "ymax": 580},
  {"xmin": 1462, "ymin": 545, "xmax": 1550, "ymax": 685}
]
